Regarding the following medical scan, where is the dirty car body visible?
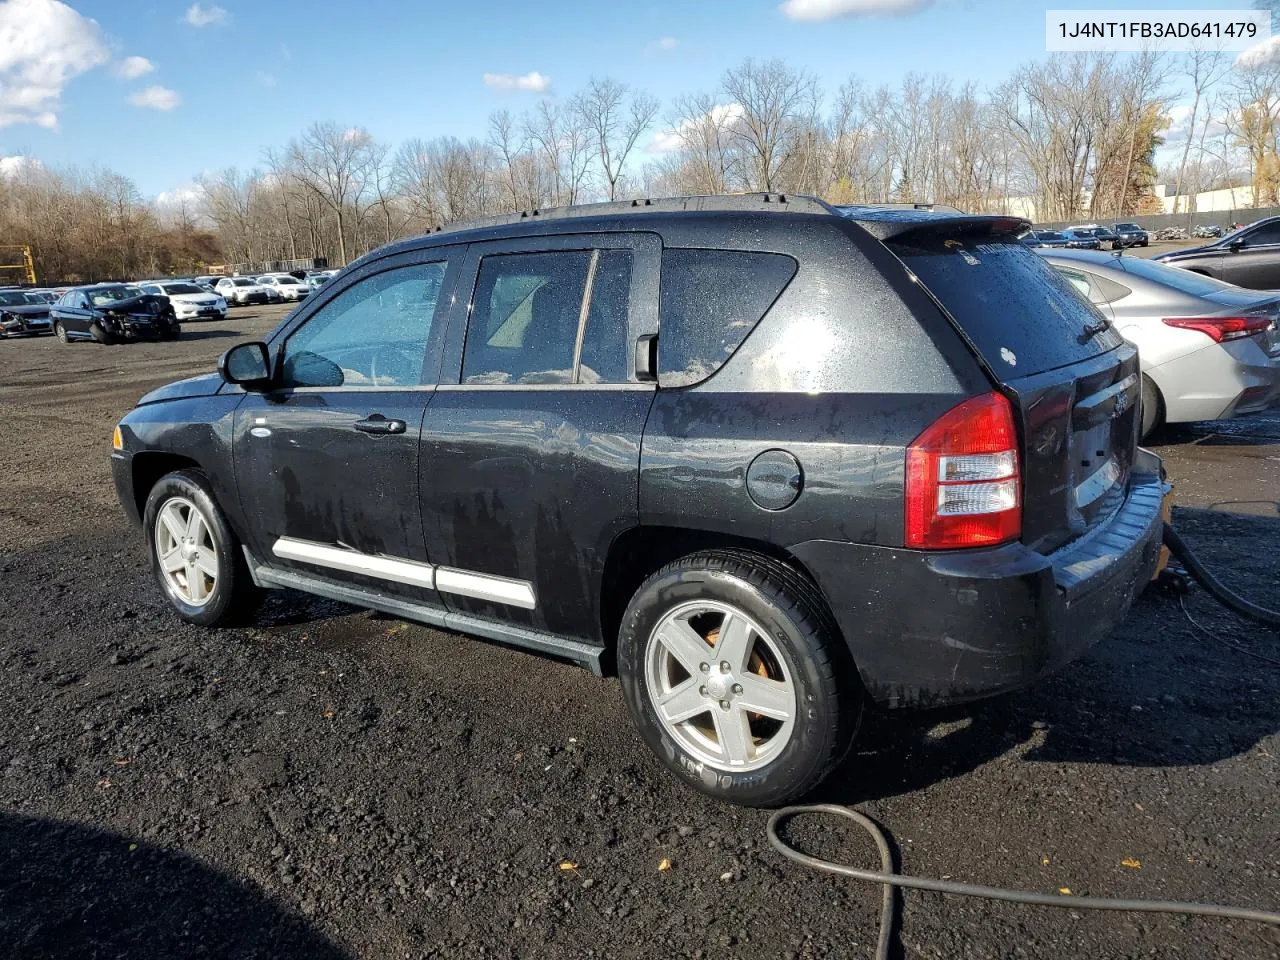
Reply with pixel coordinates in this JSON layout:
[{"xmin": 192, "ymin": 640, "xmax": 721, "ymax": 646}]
[{"xmin": 111, "ymin": 195, "xmax": 1168, "ymax": 802}]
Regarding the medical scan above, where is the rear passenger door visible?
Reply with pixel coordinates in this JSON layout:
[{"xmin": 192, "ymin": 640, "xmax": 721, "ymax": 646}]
[{"xmin": 420, "ymin": 233, "xmax": 660, "ymax": 642}]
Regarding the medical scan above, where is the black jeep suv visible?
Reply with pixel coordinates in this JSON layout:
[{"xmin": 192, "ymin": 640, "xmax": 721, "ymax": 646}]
[{"xmin": 111, "ymin": 194, "xmax": 1168, "ymax": 806}]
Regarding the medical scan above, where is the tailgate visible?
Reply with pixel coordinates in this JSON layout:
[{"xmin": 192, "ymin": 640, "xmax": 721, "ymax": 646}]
[{"xmin": 883, "ymin": 221, "xmax": 1137, "ymax": 554}]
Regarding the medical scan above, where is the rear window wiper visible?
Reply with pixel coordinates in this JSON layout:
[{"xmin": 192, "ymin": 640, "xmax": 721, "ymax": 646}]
[{"xmin": 1078, "ymin": 318, "xmax": 1110, "ymax": 343}]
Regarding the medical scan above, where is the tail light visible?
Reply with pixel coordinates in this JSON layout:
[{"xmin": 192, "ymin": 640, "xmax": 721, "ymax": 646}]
[
  {"xmin": 1161, "ymin": 316, "xmax": 1274, "ymax": 343},
  {"xmin": 905, "ymin": 392, "xmax": 1021, "ymax": 549}
]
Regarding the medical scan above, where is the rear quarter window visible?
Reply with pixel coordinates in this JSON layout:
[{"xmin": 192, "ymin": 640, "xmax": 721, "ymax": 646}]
[
  {"xmin": 659, "ymin": 249, "xmax": 797, "ymax": 387},
  {"xmin": 888, "ymin": 237, "xmax": 1124, "ymax": 377}
]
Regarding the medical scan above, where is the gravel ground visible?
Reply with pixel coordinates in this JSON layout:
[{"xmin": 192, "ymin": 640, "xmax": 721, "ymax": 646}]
[{"xmin": 1, "ymin": 307, "xmax": 1277, "ymax": 959}]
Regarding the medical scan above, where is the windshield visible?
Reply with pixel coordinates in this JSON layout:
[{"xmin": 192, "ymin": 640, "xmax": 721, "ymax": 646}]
[
  {"xmin": 277, "ymin": 276, "xmax": 300, "ymax": 284},
  {"xmin": 1115, "ymin": 223, "xmax": 1139, "ymax": 231},
  {"xmin": 1114, "ymin": 255, "xmax": 1237, "ymax": 295},
  {"xmin": 233, "ymin": 278, "xmax": 255, "ymax": 287},
  {"xmin": 0, "ymin": 291, "xmax": 34, "ymax": 305},
  {"xmin": 89, "ymin": 287, "xmax": 143, "ymax": 306},
  {"xmin": 1038, "ymin": 231, "xmax": 1066, "ymax": 241},
  {"xmin": 163, "ymin": 283, "xmax": 204, "ymax": 294}
]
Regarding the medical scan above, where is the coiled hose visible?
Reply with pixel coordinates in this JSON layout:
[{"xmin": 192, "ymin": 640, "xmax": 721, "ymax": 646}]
[{"xmin": 768, "ymin": 524, "xmax": 1280, "ymax": 959}]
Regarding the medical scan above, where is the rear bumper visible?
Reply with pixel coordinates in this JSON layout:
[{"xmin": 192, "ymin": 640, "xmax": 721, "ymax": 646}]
[
  {"xmin": 1154, "ymin": 338, "xmax": 1280, "ymax": 423},
  {"xmin": 790, "ymin": 449, "xmax": 1168, "ymax": 709}
]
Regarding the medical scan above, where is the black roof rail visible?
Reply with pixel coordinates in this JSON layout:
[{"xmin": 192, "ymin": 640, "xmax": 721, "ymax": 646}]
[{"xmin": 428, "ymin": 193, "xmax": 838, "ymax": 237}]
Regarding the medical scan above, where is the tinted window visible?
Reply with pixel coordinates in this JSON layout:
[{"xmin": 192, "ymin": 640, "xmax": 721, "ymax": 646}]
[
  {"xmin": 463, "ymin": 251, "xmax": 590, "ymax": 385},
  {"xmin": 282, "ymin": 261, "xmax": 446, "ymax": 388},
  {"xmin": 658, "ymin": 249, "xmax": 797, "ymax": 387},
  {"xmin": 163, "ymin": 283, "xmax": 204, "ymax": 294},
  {"xmin": 233, "ymin": 279, "xmax": 254, "ymax": 287},
  {"xmin": 1246, "ymin": 223, "xmax": 1280, "ymax": 246},
  {"xmin": 1114, "ymin": 255, "xmax": 1236, "ymax": 295},
  {"xmin": 1115, "ymin": 224, "xmax": 1139, "ymax": 231},
  {"xmin": 889, "ymin": 237, "xmax": 1123, "ymax": 377},
  {"xmin": 578, "ymin": 249, "xmax": 633, "ymax": 384}
]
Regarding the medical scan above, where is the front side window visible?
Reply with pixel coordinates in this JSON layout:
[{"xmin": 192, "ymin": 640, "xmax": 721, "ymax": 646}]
[
  {"xmin": 282, "ymin": 261, "xmax": 447, "ymax": 388},
  {"xmin": 1246, "ymin": 223, "xmax": 1280, "ymax": 246}
]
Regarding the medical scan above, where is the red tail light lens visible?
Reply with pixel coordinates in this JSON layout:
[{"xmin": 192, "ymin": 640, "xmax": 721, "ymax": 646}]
[
  {"xmin": 1161, "ymin": 316, "xmax": 1274, "ymax": 343},
  {"xmin": 905, "ymin": 392, "xmax": 1021, "ymax": 549}
]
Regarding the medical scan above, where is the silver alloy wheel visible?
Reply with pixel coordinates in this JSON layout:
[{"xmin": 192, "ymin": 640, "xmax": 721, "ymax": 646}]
[
  {"xmin": 154, "ymin": 496, "xmax": 218, "ymax": 607},
  {"xmin": 644, "ymin": 599, "xmax": 796, "ymax": 772}
]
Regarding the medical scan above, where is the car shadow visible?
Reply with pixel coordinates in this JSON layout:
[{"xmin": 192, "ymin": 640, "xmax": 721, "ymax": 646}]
[
  {"xmin": 0, "ymin": 812, "xmax": 352, "ymax": 959},
  {"xmin": 176, "ymin": 329, "xmax": 241, "ymax": 342},
  {"xmin": 814, "ymin": 505, "xmax": 1280, "ymax": 805},
  {"xmin": 1148, "ymin": 412, "xmax": 1280, "ymax": 447}
]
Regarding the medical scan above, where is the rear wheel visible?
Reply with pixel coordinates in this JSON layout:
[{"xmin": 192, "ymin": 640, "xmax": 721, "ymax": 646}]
[
  {"xmin": 143, "ymin": 469, "xmax": 261, "ymax": 626},
  {"xmin": 617, "ymin": 549, "xmax": 859, "ymax": 806},
  {"xmin": 1140, "ymin": 375, "xmax": 1164, "ymax": 440}
]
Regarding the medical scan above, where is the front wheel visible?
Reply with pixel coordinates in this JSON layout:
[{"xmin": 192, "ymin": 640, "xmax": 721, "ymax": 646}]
[
  {"xmin": 617, "ymin": 550, "xmax": 859, "ymax": 807},
  {"xmin": 54, "ymin": 321, "xmax": 69, "ymax": 343},
  {"xmin": 89, "ymin": 321, "xmax": 115, "ymax": 345},
  {"xmin": 143, "ymin": 469, "xmax": 261, "ymax": 626}
]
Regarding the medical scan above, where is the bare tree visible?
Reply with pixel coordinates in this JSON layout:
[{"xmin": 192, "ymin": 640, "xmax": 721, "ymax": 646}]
[
  {"xmin": 574, "ymin": 77, "xmax": 660, "ymax": 200},
  {"xmin": 721, "ymin": 58, "xmax": 819, "ymax": 191},
  {"xmin": 286, "ymin": 122, "xmax": 377, "ymax": 265}
]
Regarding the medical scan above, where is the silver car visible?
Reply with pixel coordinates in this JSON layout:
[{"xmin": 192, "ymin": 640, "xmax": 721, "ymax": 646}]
[{"xmin": 1037, "ymin": 249, "xmax": 1280, "ymax": 437}]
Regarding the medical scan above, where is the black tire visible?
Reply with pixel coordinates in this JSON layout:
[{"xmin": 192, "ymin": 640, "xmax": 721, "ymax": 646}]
[
  {"xmin": 54, "ymin": 321, "xmax": 69, "ymax": 343},
  {"xmin": 617, "ymin": 549, "xmax": 859, "ymax": 806},
  {"xmin": 1140, "ymin": 374, "xmax": 1163, "ymax": 440},
  {"xmin": 159, "ymin": 322, "xmax": 180, "ymax": 341},
  {"xmin": 143, "ymin": 468, "xmax": 262, "ymax": 627},
  {"xmin": 89, "ymin": 321, "xmax": 114, "ymax": 345}
]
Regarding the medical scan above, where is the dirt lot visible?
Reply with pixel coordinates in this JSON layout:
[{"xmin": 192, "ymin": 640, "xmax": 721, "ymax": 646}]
[{"xmin": 1, "ymin": 305, "xmax": 1278, "ymax": 959}]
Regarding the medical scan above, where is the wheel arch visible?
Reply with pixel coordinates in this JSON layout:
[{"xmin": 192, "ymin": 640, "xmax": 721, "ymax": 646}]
[
  {"xmin": 597, "ymin": 524, "xmax": 840, "ymax": 672},
  {"xmin": 130, "ymin": 451, "xmax": 204, "ymax": 524}
]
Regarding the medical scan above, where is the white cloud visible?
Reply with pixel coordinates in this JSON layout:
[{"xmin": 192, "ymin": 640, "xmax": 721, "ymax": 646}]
[
  {"xmin": 184, "ymin": 3, "xmax": 227, "ymax": 27},
  {"xmin": 650, "ymin": 103, "xmax": 745, "ymax": 153},
  {"xmin": 647, "ymin": 36, "xmax": 679, "ymax": 52},
  {"xmin": 0, "ymin": 0, "xmax": 111, "ymax": 129},
  {"xmin": 255, "ymin": 70, "xmax": 276, "ymax": 87},
  {"xmin": 1237, "ymin": 34, "xmax": 1280, "ymax": 68},
  {"xmin": 112, "ymin": 55, "xmax": 154, "ymax": 79},
  {"xmin": 129, "ymin": 84, "xmax": 180, "ymax": 110},
  {"xmin": 0, "ymin": 154, "xmax": 41, "ymax": 178},
  {"xmin": 154, "ymin": 182, "xmax": 201, "ymax": 208},
  {"xmin": 483, "ymin": 71, "xmax": 551, "ymax": 93},
  {"xmin": 780, "ymin": 0, "xmax": 933, "ymax": 19}
]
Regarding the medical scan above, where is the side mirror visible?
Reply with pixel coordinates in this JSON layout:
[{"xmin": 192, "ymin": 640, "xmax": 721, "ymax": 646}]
[
  {"xmin": 1230, "ymin": 238, "xmax": 1246, "ymax": 251},
  {"xmin": 218, "ymin": 341, "xmax": 273, "ymax": 389}
]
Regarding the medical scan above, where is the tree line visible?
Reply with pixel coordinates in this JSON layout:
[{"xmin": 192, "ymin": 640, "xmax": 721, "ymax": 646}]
[{"xmin": 5, "ymin": 50, "xmax": 1280, "ymax": 283}]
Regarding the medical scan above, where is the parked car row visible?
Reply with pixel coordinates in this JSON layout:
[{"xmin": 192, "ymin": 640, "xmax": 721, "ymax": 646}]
[{"xmin": 1023, "ymin": 223, "xmax": 1150, "ymax": 250}]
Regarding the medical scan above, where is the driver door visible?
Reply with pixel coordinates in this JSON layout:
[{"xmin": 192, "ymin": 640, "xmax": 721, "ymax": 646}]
[
  {"xmin": 1226, "ymin": 221, "xmax": 1280, "ymax": 288},
  {"xmin": 232, "ymin": 250, "xmax": 461, "ymax": 605}
]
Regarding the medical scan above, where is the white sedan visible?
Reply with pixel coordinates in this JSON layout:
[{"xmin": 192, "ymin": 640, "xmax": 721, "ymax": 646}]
[
  {"xmin": 214, "ymin": 277, "xmax": 274, "ymax": 306},
  {"xmin": 140, "ymin": 281, "xmax": 227, "ymax": 321},
  {"xmin": 258, "ymin": 274, "xmax": 312, "ymax": 302}
]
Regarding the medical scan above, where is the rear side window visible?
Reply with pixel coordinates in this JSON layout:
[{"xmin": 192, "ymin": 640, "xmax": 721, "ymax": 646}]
[
  {"xmin": 888, "ymin": 237, "xmax": 1124, "ymax": 377},
  {"xmin": 659, "ymin": 249, "xmax": 797, "ymax": 387}
]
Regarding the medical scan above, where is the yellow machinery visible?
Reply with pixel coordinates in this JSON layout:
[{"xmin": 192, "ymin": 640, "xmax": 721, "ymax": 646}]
[{"xmin": 0, "ymin": 245, "xmax": 36, "ymax": 286}]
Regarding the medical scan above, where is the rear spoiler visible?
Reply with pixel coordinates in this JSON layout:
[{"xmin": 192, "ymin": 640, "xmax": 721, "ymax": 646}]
[{"xmin": 836, "ymin": 209, "xmax": 1031, "ymax": 243}]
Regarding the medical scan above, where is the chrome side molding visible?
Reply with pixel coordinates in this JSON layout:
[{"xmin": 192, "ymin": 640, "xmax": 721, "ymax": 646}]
[{"xmin": 271, "ymin": 536, "xmax": 536, "ymax": 610}]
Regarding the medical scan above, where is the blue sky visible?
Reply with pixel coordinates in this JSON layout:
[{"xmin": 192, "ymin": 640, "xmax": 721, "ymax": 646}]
[{"xmin": 0, "ymin": 0, "xmax": 1268, "ymax": 198}]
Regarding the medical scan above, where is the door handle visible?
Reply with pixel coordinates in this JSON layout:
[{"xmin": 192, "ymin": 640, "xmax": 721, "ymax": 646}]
[{"xmin": 353, "ymin": 414, "xmax": 407, "ymax": 435}]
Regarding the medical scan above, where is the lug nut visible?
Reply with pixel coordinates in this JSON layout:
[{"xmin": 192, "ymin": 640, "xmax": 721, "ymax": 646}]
[
  {"xmin": 698, "ymin": 685, "xmax": 708, "ymax": 697},
  {"xmin": 699, "ymin": 662, "xmax": 709, "ymax": 673},
  {"xmin": 719, "ymin": 661, "xmax": 730, "ymax": 672},
  {"xmin": 719, "ymin": 700, "xmax": 731, "ymax": 710},
  {"xmin": 732, "ymin": 683, "xmax": 743, "ymax": 695}
]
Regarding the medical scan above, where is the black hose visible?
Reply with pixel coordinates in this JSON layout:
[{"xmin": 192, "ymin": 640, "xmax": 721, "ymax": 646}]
[
  {"xmin": 768, "ymin": 805, "xmax": 1280, "ymax": 960},
  {"xmin": 1162, "ymin": 524, "xmax": 1280, "ymax": 629}
]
